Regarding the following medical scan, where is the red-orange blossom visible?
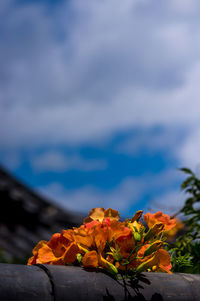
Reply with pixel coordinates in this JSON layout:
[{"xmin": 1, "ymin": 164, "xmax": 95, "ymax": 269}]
[{"xmin": 28, "ymin": 208, "xmax": 176, "ymax": 275}]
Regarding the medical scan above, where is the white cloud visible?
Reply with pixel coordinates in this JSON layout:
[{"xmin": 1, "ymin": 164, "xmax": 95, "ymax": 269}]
[
  {"xmin": 116, "ymin": 127, "xmax": 183, "ymax": 155},
  {"xmin": 31, "ymin": 151, "xmax": 107, "ymax": 172},
  {"xmin": 38, "ymin": 178, "xmax": 144, "ymax": 215},
  {"xmin": 178, "ymin": 129, "xmax": 200, "ymax": 169},
  {"xmin": 38, "ymin": 169, "xmax": 184, "ymax": 215},
  {"xmin": 168, "ymin": 0, "xmax": 199, "ymax": 14},
  {"xmin": 146, "ymin": 190, "xmax": 186, "ymax": 215},
  {"xmin": 1, "ymin": 0, "xmax": 200, "ymax": 170}
]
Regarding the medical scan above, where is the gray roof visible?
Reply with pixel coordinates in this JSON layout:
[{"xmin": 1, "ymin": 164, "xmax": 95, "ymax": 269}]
[{"xmin": 0, "ymin": 166, "xmax": 84, "ymax": 261}]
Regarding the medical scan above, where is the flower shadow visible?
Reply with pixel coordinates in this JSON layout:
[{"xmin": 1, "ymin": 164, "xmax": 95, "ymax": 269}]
[{"xmin": 83, "ymin": 268, "xmax": 163, "ymax": 301}]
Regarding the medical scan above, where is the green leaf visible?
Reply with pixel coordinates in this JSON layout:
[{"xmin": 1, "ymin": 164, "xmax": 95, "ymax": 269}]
[
  {"xmin": 168, "ymin": 167, "xmax": 200, "ymax": 274},
  {"xmin": 181, "ymin": 177, "xmax": 194, "ymax": 189},
  {"xmin": 76, "ymin": 253, "xmax": 82, "ymax": 263},
  {"xmin": 179, "ymin": 168, "xmax": 193, "ymax": 175}
]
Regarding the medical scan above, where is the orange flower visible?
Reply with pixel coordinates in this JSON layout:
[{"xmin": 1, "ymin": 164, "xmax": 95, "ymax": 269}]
[
  {"xmin": 36, "ymin": 241, "xmax": 79, "ymax": 265},
  {"xmin": 94, "ymin": 223, "xmax": 109, "ymax": 250},
  {"xmin": 125, "ymin": 244, "xmax": 151, "ymax": 270},
  {"xmin": 84, "ymin": 207, "xmax": 120, "ymax": 224},
  {"xmin": 144, "ymin": 211, "xmax": 176, "ymax": 231},
  {"xmin": 27, "ymin": 255, "xmax": 37, "ymax": 265},
  {"xmin": 104, "ymin": 208, "xmax": 120, "ymax": 221},
  {"xmin": 72, "ymin": 226, "xmax": 95, "ymax": 250},
  {"xmin": 116, "ymin": 236, "xmax": 135, "ymax": 259},
  {"xmin": 28, "ymin": 207, "xmax": 174, "ymax": 276},
  {"xmin": 48, "ymin": 233, "xmax": 68, "ymax": 257},
  {"xmin": 28, "ymin": 240, "xmax": 47, "ymax": 265},
  {"xmin": 37, "ymin": 244, "xmax": 57, "ymax": 264},
  {"xmin": 155, "ymin": 249, "xmax": 172, "ymax": 274},
  {"xmin": 136, "ymin": 248, "xmax": 172, "ymax": 274},
  {"xmin": 47, "ymin": 233, "xmax": 61, "ymax": 249},
  {"xmin": 167, "ymin": 218, "xmax": 184, "ymax": 241},
  {"xmin": 63, "ymin": 242, "xmax": 80, "ymax": 264},
  {"xmin": 108, "ymin": 220, "xmax": 131, "ymax": 242},
  {"xmin": 28, "ymin": 232, "xmax": 79, "ymax": 265},
  {"xmin": 137, "ymin": 244, "xmax": 150, "ymax": 258},
  {"xmin": 82, "ymin": 250, "xmax": 99, "ymax": 267},
  {"xmin": 60, "ymin": 229, "xmax": 74, "ymax": 246},
  {"xmin": 29, "ymin": 240, "xmax": 61, "ymax": 265},
  {"xmin": 82, "ymin": 220, "xmax": 101, "ymax": 230},
  {"xmin": 109, "ymin": 222, "xmax": 135, "ymax": 267}
]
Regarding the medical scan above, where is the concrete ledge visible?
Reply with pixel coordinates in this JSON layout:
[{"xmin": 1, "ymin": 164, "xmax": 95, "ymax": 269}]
[
  {"xmin": 0, "ymin": 263, "xmax": 200, "ymax": 301},
  {"xmin": 0, "ymin": 264, "xmax": 52, "ymax": 301}
]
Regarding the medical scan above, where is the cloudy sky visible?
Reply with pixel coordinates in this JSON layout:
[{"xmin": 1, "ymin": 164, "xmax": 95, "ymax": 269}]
[{"xmin": 1, "ymin": 0, "xmax": 200, "ymax": 217}]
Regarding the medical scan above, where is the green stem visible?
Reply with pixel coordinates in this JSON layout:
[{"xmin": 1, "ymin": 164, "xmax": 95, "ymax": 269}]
[
  {"xmin": 124, "ymin": 242, "xmax": 139, "ymax": 273},
  {"xmin": 127, "ymin": 242, "xmax": 138, "ymax": 261},
  {"xmin": 125, "ymin": 263, "xmax": 128, "ymax": 278}
]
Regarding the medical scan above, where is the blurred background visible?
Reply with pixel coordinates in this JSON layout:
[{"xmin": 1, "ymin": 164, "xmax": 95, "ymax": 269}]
[{"xmin": 1, "ymin": 0, "xmax": 200, "ymax": 261}]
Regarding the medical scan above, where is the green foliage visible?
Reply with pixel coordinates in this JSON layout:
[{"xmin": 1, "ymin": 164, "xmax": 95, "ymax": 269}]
[
  {"xmin": 0, "ymin": 248, "xmax": 9, "ymax": 263},
  {"xmin": 169, "ymin": 167, "xmax": 200, "ymax": 273},
  {"xmin": 0, "ymin": 247, "xmax": 28, "ymax": 265}
]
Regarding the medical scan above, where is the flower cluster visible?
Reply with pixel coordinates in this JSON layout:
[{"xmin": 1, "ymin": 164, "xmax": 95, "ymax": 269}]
[{"xmin": 28, "ymin": 208, "xmax": 176, "ymax": 275}]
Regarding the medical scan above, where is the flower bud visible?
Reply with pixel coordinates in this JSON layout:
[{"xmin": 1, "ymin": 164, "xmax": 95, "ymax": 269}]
[
  {"xmin": 136, "ymin": 261, "xmax": 149, "ymax": 274},
  {"xmin": 133, "ymin": 232, "xmax": 142, "ymax": 242},
  {"xmin": 76, "ymin": 253, "xmax": 82, "ymax": 263},
  {"xmin": 129, "ymin": 221, "xmax": 142, "ymax": 233},
  {"xmin": 143, "ymin": 241, "xmax": 163, "ymax": 257},
  {"xmin": 131, "ymin": 210, "xmax": 143, "ymax": 222},
  {"xmin": 107, "ymin": 262, "xmax": 118, "ymax": 275},
  {"xmin": 136, "ymin": 256, "xmax": 157, "ymax": 274},
  {"xmin": 144, "ymin": 223, "xmax": 164, "ymax": 242}
]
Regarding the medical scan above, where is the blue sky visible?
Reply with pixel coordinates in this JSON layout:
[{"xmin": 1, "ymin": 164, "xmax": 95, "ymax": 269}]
[{"xmin": 1, "ymin": 0, "xmax": 200, "ymax": 217}]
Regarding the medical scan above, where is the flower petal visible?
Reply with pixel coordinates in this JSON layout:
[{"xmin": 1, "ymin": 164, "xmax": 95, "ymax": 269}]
[
  {"xmin": 82, "ymin": 250, "xmax": 99, "ymax": 267},
  {"xmin": 37, "ymin": 244, "xmax": 56, "ymax": 264},
  {"xmin": 47, "ymin": 233, "xmax": 61, "ymax": 249},
  {"xmin": 63, "ymin": 242, "xmax": 80, "ymax": 264},
  {"xmin": 144, "ymin": 212, "xmax": 176, "ymax": 231},
  {"xmin": 89, "ymin": 207, "xmax": 105, "ymax": 222},
  {"xmin": 33, "ymin": 240, "xmax": 48, "ymax": 256},
  {"xmin": 104, "ymin": 208, "xmax": 120, "ymax": 221}
]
